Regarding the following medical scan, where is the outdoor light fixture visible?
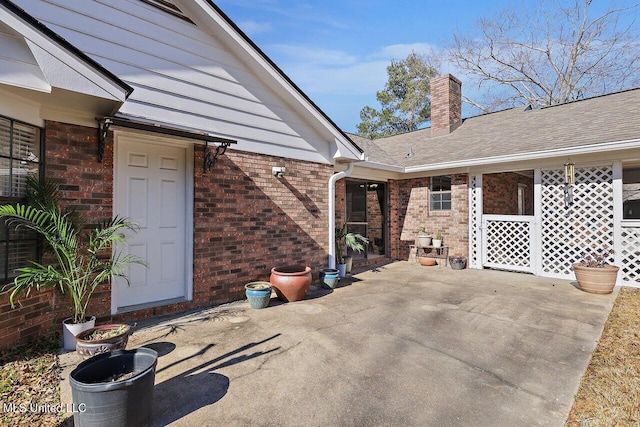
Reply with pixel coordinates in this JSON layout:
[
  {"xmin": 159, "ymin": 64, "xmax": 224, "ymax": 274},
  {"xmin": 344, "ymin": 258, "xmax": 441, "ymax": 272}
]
[
  {"xmin": 272, "ymin": 166, "xmax": 285, "ymax": 178},
  {"xmin": 564, "ymin": 160, "xmax": 576, "ymax": 208}
]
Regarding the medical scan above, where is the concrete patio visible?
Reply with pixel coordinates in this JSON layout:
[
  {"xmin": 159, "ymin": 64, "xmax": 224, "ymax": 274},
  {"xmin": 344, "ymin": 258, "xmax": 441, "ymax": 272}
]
[{"xmin": 59, "ymin": 262, "xmax": 617, "ymax": 426}]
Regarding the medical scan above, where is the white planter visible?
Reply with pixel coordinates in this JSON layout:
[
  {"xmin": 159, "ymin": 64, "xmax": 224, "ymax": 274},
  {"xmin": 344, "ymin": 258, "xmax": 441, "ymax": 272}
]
[
  {"xmin": 344, "ymin": 256, "xmax": 353, "ymax": 274},
  {"xmin": 62, "ymin": 316, "xmax": 96, "ymax": 351},
  {"xmin": 432, "ymin": 239, "xmax": 443, "ymax": 248},
  {"xmin": 336, "ymin": 263, "xmax": 347, "ymax": 278},
  {"xmin": 417, "ymin": 235, "xmax": 432, "ymax": 247}
]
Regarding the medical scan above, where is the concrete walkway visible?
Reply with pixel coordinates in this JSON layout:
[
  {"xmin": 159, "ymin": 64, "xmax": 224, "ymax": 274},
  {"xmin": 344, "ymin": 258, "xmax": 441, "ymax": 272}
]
[{"xmin": 59, "ymin": 262, "xmax": 617, "ymax": 426}]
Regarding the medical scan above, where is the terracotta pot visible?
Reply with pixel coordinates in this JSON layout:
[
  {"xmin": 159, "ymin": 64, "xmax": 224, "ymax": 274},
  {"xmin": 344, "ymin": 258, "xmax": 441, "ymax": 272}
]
[
  {"xmin": 418, "ymin": 256, "xmax": 437, "ymax": 266},
  {"xmin": 270, "ymin": 266, "xmax": 312, "ymax": 302},
  {"xmin": 75, "ymin": 324, "xmax": 131, "ymax": 358},
  {"xmin": 573, "ymin": 263, "xmax": 619, "ymax": 294}
]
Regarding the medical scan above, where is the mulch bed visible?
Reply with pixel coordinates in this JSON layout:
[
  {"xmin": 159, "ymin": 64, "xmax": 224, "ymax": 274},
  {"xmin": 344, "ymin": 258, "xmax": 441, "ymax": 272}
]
[{"xmin": 0, "ymin": 335, "xmax": 63, "ymax": 427}]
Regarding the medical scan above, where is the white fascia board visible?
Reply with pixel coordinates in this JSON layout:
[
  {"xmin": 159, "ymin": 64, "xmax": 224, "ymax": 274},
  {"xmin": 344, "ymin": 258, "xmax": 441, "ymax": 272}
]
[
  {"xmin": 0, "ymin": 5, "xmax": 128, "ymax": 102},
  {"xmin": 403, "ymin": 138, "xmax": 640, "ymax": 173},
  {"xmin": 183, "ymin": 0, "xmax": 362, "ymax": 162},
  {"xmin": 358, "ymin": 160, "xmax": 404, "ymax": 173},
  {"xmin": 332, "ymin": 138, "xmax": 367, "ymax": 162}
]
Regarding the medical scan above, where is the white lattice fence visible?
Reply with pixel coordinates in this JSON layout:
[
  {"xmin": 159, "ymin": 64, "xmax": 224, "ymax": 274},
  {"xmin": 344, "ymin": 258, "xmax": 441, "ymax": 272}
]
[
  {"xmin": 482, "ymin": 215, "xmax": 534, "ymax": 273},
  {"xmin": 469, "ymin": 175, "xmax": 480, "ymax": 267},
  {"xmin": 621, "ymin": 223, "xmax": 640, "ymax": 284},
  {"xmin": 540, "ymin": 166, "xmax": 614, "ymax": 277}
]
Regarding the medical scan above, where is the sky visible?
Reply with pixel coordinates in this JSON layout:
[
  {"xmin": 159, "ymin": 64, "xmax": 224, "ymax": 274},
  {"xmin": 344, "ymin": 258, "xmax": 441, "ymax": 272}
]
[
  {"xmin": 214, "ymin": 0, "xmax": 513, "ymax": 133},
  {"xmin": 214, "ymin": 1, "xmax": 637, "ymax": 134}
]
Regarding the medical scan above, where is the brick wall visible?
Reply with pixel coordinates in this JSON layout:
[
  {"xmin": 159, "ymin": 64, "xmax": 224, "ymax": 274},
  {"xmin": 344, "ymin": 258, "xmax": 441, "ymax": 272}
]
[
  {"xmin": 0, "ymin": 121, "xmax": 115, "ymax": 348},
  {"xmin": 483, "ymin": 172, "xmax": 534, "ymax": 215},
  {"xmin": 191, "ymin": 149, "xmax": 332, "ymax": 307},
  {"xmin": 390, "ymin": 174, "xmax": 469, "ymax": 261},
  {"xmin": 0, "ymin": 120, "xmax": 334, "ymax": 348}
]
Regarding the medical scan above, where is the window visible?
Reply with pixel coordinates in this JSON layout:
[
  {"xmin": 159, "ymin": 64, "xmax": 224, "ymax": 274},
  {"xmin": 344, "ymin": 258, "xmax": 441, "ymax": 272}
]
[
  {"xmin": 623, "ymin": 167, "xmax": 640, "ymax": 219},
  {"xmin": 430, "ymin": 175, "xmax": 451, "ymax": 211},
  {"xmin": 0, "ymin": 116, "xmax": 42, "ymax": 282}
]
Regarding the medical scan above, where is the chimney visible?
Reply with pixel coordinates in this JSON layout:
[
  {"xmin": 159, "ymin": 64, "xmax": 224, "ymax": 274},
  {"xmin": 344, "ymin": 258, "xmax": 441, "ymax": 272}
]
[{"xmin": 430, "ymin": 74, "xmax": 462, "ymax": 137}]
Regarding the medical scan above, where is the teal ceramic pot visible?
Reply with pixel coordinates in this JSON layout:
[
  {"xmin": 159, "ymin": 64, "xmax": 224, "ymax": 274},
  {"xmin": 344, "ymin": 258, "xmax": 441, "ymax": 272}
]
[
  {"xmin": 245, "ymin": 281, "xmax": 272, "ymax": 309},
  {"xmin": 320, "ymin": 268, "xmax": 339, "ymax": 289}
]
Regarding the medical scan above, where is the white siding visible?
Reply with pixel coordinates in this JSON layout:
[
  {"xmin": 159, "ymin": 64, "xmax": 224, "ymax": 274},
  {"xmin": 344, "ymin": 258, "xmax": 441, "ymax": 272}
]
[
  {"xmin": 13, "ymin": 0, "xmax": 343, "ymax": 163},
  {"xmin": 0, "ymin": 21, "xmax": 50, "ymax": 92}
]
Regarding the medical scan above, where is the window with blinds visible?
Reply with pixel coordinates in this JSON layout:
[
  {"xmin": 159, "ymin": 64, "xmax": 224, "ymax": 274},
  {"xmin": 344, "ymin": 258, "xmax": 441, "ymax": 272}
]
[{"xmin": 0, "ymin": 116, "xmax": 42, "ymax": 283}]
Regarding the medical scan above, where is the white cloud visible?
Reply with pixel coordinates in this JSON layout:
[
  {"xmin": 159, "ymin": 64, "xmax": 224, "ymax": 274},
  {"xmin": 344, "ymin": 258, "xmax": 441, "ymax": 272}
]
[
  {"xmin": 238, "ymin": 20, "xmax": 272, "ymax": 36},
  {"xmin": 369, "ymin": 43, "xmax": 441, "ymax": 60}
]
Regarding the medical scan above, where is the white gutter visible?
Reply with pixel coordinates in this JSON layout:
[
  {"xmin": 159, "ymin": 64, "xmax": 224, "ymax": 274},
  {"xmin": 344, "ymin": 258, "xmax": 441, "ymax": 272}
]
[{"xmin": 328, "ymin": 163, "xmax": 355, "ymax": 268}]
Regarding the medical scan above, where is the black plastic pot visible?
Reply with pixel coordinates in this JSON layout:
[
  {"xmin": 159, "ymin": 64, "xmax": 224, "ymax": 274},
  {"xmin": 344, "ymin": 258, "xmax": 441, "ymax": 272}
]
[{"xmin": 69, "ymin": 348, "xmax": 158, "ymax": 427}]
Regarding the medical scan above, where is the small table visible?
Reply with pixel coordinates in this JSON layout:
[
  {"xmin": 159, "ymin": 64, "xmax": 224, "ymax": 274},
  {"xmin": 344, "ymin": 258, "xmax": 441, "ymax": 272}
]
[{"xmin": 414, "ymin": 245, "xmax": 449, "ymax": 267}]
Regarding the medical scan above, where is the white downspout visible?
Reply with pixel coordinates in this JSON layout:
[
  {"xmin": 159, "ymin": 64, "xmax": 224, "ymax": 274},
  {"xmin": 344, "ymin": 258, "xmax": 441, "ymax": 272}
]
[{"xmin": 328, "ymin": 163, "xmax": 355, "ymax": 268}]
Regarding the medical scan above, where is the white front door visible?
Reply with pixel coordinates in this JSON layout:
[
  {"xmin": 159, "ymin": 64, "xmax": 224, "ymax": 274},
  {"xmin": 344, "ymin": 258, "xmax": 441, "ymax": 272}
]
[{"xmin": 114, "ymin": 137, "xmax": 188, "ymax": 309}]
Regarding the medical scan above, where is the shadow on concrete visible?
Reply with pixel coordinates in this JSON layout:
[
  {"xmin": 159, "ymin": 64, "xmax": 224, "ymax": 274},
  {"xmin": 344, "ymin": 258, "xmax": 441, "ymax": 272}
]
[
  {"xmin": 152, "ymin": 334, "xmax": 281, "ymax": 426},
  {"xmin": 142, "ymin": 341, "xmax": 176, "ymax": 358}
]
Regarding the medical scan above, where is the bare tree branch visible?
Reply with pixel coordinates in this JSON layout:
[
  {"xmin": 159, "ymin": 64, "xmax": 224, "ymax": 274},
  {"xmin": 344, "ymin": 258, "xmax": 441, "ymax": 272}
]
[{"xmin": 450, "ymin": 0, "xmax": 640, "ymax": 112}]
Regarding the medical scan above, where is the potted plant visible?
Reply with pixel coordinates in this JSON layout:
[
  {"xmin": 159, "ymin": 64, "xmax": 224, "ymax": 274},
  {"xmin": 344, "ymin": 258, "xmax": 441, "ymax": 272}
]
[
  {"xmin": 245, "ymin": 281, "xmax": 272, "ymax": 309},
  {"xmin": 270, "ymin": 266, "xmax": 312, "ymax": 302},
  {"xmin": 432, "ymin": 230, "xmax": 443, "ymax": 248},
  {"xmin": 417, "ymin": 227, "xmax": 432, "ymax": 247},
  {"xmin": 75, "ymin": 323, "xmax": 132, "ymax": 358},
  {"xmin": 335, "ymin": 222, "xmax": 368, "ymax": 277},
  {"xmin": 0, "ymin": 178, "xmax": 146, "ymax": 350},
  {"xmin": 572, "ymin": 249, "xmax": 619, "ymax": 294}
]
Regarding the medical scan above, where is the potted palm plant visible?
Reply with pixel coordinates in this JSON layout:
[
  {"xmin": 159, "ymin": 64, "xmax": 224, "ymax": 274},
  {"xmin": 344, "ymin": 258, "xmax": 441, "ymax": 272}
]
[
  {"xmin": 0, "ymin": 178, "xmax": 146, "ymax": 350},
  {"xmin": 335, "ymin": 222, "xmax": 368, "ymax": 277}
]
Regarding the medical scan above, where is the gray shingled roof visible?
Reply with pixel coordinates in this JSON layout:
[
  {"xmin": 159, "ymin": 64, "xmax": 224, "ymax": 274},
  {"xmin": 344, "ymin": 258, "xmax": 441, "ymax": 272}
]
[{"xmin": 352, "ymin": 88, "xmax": 640, "ymax": 169}]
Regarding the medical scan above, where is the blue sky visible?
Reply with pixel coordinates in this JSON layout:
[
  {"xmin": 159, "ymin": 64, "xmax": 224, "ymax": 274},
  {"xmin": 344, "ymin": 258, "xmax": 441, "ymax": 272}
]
[{"xmin": 214, "ymin": 1, "xmax": 634, "ymax": 133}]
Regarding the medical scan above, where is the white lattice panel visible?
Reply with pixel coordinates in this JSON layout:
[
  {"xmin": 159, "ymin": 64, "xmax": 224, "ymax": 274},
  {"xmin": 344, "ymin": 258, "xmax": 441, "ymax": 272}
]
[
  {"xmin": 540, "ymin": 166, "xmax": 614, "ymax": 277},
  {"xmin": 469, "ymin": 175, "xmax": 479, "ymax": 267},
  {"xmin": 621, "ymin": 225, "xmax": 640, "ymax": 284},
  {"xmin": 483, "ymin": 216, "xmax": 533, "ymax": 272}
]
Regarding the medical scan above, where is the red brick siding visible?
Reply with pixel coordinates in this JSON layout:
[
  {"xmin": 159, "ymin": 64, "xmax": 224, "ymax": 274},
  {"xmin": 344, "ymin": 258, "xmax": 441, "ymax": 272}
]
[
  {"xmin": 483, "ymin": 172, "xmax": 534, "ymax": 215},
  {"xmin": 390, "ymin": 174, "xmax": 469, "ymax": 261},
  {"xmin": 192, "ymin": 149, "xmax": 332, "ymax": 306},
  {"xmin": 0, "ymin": 120, "xmax": 334, "ymax": 348},
  {"xmin": 44, "ymin": 121, "xmax": 114, "ymax": 326}
]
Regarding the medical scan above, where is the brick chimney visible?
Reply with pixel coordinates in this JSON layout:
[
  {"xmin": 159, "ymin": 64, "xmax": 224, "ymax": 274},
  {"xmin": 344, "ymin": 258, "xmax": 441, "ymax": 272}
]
[{"xmin": 430, "ymin": 74, "xmax": 462, "ymax": 136}]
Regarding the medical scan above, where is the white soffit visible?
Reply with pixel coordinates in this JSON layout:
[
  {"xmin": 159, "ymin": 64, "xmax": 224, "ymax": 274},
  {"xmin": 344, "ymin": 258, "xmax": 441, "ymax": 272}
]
[{"xmin": 0, "ymin": 3, "xmax": 129, "ymax": 103}]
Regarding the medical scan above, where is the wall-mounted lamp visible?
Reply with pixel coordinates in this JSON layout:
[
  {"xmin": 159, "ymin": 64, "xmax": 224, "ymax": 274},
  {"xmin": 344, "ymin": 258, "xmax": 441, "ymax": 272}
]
[{"xmin": 272, "ymin": 166, "xmax": 285, "ymax": 178}]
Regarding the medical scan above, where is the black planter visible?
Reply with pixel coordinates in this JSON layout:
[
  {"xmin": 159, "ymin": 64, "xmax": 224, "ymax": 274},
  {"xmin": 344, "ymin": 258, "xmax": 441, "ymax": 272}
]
[{"xmin": 69, "ymin": 348, "xmax": 158, "ymax": 427}]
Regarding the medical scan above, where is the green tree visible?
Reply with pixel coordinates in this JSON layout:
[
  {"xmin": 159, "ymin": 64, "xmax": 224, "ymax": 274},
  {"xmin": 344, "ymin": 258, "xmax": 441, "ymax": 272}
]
[{"xmin": 357, "ymin": 52, "xmax": 439, "ymax": 139}]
